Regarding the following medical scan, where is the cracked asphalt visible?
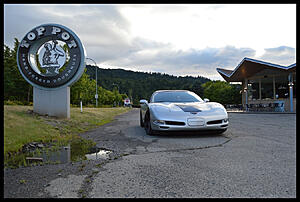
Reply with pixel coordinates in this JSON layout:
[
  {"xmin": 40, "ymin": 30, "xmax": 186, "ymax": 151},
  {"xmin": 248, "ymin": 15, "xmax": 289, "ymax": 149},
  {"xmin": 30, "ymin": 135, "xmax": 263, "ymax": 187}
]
[{"xmin": 4, "ymin": 108, "xmax": 296, "ymax": 198}]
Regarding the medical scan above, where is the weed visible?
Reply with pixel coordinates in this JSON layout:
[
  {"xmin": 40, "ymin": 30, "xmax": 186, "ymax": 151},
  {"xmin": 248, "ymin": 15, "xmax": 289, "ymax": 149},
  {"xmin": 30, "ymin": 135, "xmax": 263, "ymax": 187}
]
[{"xmin": 19, "ymin": 179, "xmax": 26, "ymax": 184}]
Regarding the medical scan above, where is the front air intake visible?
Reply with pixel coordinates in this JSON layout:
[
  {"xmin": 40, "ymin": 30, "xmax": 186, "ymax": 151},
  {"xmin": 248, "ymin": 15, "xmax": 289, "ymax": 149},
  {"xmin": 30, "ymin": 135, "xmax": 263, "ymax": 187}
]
[
  {"xmin": 207, "ymin": 120, "xmax": 223, "ymax": 125},
  {"xmin": 165, "ymin": 121, "xmax": 185, "ymax": 126}
]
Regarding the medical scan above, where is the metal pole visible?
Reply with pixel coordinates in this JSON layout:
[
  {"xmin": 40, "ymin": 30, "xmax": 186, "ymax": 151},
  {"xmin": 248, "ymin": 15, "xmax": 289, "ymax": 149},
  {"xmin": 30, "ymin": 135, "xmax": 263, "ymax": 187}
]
[
  {"xmin": 289, "ymin": 85, "xmax": 293, "ymax": 112},
  {"xmin": 86, "ymin": 57, "xmax": 98, "ymax": 107},
  {"xmin": 96, "ymin": 67, "xmax": 98, "ymax": 107},
  {"xmin": 113, "ymin": 83, "xmax": 120, "ymax": 106},
  {"xmin": 273, "ymin": 76, "xmax": 276, "ymax": 100},
  {"xmin": 288, "ymin": 73, "xmax": 294, "ymax": 112},
  {"xmin": 244, "ymin": 79, "xmax": 248, "ymax": 111},
  {"xmin": 259, "ymin": 78, "xmax": 262, "ymax": 100}
]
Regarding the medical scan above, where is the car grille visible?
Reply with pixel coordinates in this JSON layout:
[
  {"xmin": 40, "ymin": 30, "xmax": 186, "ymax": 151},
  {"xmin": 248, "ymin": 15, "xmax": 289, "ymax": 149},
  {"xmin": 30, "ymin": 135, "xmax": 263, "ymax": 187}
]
[
  {"xmin": 165, "ymin": 121, "xmax": 185, "ymax": 126},
  {"xmin": 187, "ymin": 118, "xmax": 205, "ymax": 126},
  {"xmin": 206, "ymin": 120, "xmax": 223, "ymax": 125}
]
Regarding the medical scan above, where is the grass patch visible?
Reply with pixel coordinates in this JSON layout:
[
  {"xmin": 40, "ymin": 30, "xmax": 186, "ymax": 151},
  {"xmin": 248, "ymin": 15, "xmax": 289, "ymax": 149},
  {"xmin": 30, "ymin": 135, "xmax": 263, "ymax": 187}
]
[{"xmin": 4, "ymin": 105, "xmax": 130, "ymax": 156}]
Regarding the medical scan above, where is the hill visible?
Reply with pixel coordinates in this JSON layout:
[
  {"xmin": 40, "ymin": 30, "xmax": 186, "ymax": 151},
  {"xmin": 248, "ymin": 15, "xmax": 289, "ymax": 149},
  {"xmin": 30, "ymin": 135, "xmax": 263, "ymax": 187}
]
[{"xmin": 85, "ymin": 65, "xmax": 211, "ymax": 104}]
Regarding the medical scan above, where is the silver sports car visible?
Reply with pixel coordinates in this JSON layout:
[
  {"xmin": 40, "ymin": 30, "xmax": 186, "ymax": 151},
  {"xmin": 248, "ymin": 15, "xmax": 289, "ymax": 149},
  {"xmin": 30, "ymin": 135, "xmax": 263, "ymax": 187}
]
[{"xmin": 139, "ymin": 90, "xmax": 228, "ymax": 135}]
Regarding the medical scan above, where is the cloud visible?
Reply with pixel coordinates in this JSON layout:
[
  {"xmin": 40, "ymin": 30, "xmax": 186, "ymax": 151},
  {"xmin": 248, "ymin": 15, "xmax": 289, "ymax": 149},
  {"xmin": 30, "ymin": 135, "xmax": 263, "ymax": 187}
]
[
  {"xmin": 4, "ymin": 4, "xmax": 131, "ymax": 50},
  {"xmin": 4, "ymin": 4, "xmax": 295, "ymax": 81},
  {"xmin": 105, "ymin": 43, "xmax": 257, "ymax": 79},
  {"xmin": 258, "ymin": 46, "xmax": 296, "ymax": 66},
  {"xmin": 4, "ymin": 4, "xmax": 133, "ymax": 63}
]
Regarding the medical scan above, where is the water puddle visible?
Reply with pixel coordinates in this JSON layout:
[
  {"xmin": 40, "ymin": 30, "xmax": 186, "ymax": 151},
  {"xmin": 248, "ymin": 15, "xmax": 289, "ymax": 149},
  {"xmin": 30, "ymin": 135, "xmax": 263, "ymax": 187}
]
[
  {"xmin": 4, "ymin": 137, "xmax": 113, "ymax": 169},
  {"xmin": 85, "ymin": 149, "xmax": 112, "ymax": 160}
]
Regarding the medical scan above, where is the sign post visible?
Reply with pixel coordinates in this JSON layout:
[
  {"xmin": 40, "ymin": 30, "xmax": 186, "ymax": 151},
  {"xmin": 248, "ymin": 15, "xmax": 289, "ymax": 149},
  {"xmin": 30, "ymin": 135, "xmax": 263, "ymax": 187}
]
[{"xmin": 17, "ymin": 24, "xmax": 86, "ymax": 118}]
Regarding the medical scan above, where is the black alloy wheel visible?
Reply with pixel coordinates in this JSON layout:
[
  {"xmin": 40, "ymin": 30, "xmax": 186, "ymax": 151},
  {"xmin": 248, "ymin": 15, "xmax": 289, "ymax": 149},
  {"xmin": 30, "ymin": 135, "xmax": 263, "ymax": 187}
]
[
  {"xmin": 144, "ymin": 113, "xmax": 154, "ymax": 136},
  {"xmin": 140, "ymin": 111, "xmax": 144, "ymax": 127}
]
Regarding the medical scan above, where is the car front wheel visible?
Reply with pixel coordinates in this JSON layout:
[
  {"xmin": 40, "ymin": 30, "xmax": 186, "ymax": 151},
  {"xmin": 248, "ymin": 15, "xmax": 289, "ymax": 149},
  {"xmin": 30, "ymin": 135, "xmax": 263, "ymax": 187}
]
[
  {"xmin": 140, "ymin": 111, "xmax": 144, "ymax": 127},
  {"xmin": 144, "ymin": 112, "xmax": 155, "ymax": 136}
]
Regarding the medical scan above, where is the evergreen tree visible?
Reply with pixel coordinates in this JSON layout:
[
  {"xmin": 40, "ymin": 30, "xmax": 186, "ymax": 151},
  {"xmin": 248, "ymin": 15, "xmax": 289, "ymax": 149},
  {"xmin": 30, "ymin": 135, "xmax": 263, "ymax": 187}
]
[
  {"xmin": 4, "ymin": 39, "xmax": 241, "ymax": 107},
  {"xmin": 4, "ymin": 38, "xmax": 32, "ymax": 103},
  {"xmin": 4, "ymin": 40, "xmax": 125, "ymax": 107},
  {"xmin": 85, "ymin": 65, "xmax": 212, "ymax": 104}
]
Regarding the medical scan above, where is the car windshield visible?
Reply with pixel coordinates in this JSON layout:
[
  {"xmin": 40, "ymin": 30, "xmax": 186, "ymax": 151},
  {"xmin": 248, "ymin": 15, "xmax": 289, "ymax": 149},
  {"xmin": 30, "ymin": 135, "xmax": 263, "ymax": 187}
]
[{"xmin": 151, "ymin": 91, "xmax": 203, "ymax": 103}]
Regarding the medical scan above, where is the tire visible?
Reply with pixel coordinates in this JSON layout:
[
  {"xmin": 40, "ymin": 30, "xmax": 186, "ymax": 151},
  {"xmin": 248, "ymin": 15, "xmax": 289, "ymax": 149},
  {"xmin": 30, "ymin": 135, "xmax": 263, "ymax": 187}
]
[
  {"xmin": 140, "ymin": 111, "xmax": 144, "ymax": 127},
  {"xmin": 144, "ymin": 112, "xmax": 155, "ymax": 136}
]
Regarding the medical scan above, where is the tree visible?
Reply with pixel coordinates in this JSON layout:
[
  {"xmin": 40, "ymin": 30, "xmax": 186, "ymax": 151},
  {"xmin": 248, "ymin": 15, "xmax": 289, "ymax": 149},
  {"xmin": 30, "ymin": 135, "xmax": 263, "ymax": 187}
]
[
  {"xmin": 202, "ymin": 81, "xmax": 242, "ymax": 105},
  {"xmin": 4, "ymin": 39, "xmax": 125, "ymax": 107},
  {"xmin": 4, "ymin": 38, "xmax": 32, "ymax": 103},
  {"xmin": 191, "ymin": 81, "xmax": 205, "ymax": 97},
  {"xmin": 70, "ymin": 69, "xmax": 126, "ymax": 107},
  {"xmin": 85, "ymin": 65, "xmax": 211, "ymax": 104}
]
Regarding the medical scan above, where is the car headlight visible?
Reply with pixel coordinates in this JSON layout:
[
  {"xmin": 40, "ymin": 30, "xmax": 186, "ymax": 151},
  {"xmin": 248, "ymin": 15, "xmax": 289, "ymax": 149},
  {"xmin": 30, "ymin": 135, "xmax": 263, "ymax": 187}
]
[
  {"xmin": 153, "ymin": 120, "xmax": 165, "ymax": 125},
  {"xmin": 223, "ymin": 118, "xmax": 229, "ymax": 122}
]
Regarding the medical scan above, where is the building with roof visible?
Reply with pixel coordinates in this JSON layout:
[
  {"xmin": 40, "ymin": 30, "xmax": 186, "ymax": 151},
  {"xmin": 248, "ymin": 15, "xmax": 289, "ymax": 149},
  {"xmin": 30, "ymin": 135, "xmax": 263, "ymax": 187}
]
[{"xmin": 217, "ymin": 58, "xmax": 296, "ymax": 112}]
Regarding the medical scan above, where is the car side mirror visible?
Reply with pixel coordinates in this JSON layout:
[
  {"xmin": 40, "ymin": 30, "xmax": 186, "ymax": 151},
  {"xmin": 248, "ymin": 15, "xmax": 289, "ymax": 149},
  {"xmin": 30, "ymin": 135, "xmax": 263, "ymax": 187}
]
[
  {"xmin": 140, "ymin": 99, "xmax": 148, "ymax": 105},
  {"xmin": 203, "ymin": 98, "xmax": 210, "ymax": 103}
]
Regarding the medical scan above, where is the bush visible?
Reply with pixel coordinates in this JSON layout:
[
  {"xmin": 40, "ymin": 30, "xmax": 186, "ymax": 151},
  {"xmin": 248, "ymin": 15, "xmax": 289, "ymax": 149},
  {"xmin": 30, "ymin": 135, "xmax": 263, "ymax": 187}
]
[
  {"xmin": 23, "ymin": 101, "xmax": 33, "ymax": 106},
  {"xmin": 70, "ymin": 104, "xmax": 79, "ymax": 107},
  {"xmin": 4, "ymin": 100, "xmax": 15, "ymax": 105},
  {"xmin": 4, "ymin": 100, "xmax": 25, "ymax": 105}
]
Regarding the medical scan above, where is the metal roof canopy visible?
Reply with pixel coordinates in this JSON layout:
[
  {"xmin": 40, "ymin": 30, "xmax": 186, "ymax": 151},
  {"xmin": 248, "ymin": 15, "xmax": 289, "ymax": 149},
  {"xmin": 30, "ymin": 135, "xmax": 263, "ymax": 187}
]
[{"xmin": 217, "ymin": 57, "xmax": 296, "ymax": 82}]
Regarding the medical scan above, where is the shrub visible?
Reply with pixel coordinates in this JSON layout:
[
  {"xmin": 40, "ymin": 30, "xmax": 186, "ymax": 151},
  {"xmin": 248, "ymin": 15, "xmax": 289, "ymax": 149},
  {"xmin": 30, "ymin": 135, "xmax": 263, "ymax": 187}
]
[
  {"xmin": 4, "ymin": 100, "xmax": 33, "ymax": 106},
  {"xmin": 4, "ymin": 100, "xmax": 24, "ymax": 105}
]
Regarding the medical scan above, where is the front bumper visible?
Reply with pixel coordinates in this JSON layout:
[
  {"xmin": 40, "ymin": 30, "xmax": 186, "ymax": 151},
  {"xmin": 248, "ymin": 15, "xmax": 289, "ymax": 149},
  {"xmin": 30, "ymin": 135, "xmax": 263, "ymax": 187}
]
[{"xmin": 151, "ymin": 115, "xmax": 228, "ymax": 131}]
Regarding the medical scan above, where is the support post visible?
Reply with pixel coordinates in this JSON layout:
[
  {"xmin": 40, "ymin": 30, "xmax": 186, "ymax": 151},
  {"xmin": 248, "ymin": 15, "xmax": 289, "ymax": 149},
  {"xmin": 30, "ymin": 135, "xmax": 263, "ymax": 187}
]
[
  {"xmin": 33, "ymin": 87, "xmax": 70, "ymax": 118},
  {"xmin": 288, "ymin": 73, "xmax": 294, "ymax": 112},
  {"xmin": 244, "ymin": 79, "xmax": 248, "ymax": 111},
  {"xmin": 273, "ymin": 76, "xmax": 276, "ymax": 99},
  {"xmin": 259, "ymin": 78, "xmax": 262, "ymax": 100}
]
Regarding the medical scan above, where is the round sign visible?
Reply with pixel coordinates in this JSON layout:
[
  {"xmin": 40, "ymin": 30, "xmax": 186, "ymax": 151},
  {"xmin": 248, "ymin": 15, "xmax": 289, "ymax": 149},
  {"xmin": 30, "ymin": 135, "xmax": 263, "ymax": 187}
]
[
  {"xmin": 17, "ymin": 24, "xmax": 86, "ymax": 90},
  {"xmin": 124, "ymin": 98, "xmax": 130, "ymax": 104}
]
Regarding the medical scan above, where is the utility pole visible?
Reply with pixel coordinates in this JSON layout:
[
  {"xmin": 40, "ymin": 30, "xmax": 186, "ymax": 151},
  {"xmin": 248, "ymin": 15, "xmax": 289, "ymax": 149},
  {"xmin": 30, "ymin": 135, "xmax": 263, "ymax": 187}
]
[
  {"xmin": 112, "ymin": 83, "xmax": 120, "ymax": 106},
  {"xmin": 86, "ymin": 57, "xmax": 99, "ymax": 107}
]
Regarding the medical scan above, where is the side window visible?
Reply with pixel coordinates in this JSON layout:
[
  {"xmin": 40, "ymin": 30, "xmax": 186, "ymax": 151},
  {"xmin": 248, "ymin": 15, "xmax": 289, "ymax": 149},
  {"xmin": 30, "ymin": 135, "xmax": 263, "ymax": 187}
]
[{"xmin": 149, "ymin": 93, "xmax": 155, "ymax": 103}]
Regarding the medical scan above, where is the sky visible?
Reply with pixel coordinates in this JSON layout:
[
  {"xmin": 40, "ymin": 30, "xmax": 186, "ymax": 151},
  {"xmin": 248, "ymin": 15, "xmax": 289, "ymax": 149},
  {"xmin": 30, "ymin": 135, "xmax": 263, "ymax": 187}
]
[{"xmin": 4, "ymin": 4, "xmax": 296, "ymax": 80}]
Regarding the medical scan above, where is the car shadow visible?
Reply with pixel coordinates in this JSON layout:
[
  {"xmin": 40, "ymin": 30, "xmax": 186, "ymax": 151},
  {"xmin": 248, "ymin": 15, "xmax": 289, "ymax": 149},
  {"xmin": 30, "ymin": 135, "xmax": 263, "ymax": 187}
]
[{"xmin": 151, "ymin": 130, "xmax": 226, "ymax": 139}]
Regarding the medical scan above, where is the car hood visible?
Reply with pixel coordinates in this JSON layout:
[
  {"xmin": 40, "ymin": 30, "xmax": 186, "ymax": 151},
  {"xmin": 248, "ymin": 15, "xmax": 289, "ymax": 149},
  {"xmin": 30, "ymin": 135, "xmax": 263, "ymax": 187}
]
[{"xmin": 150, "ymin": 102, "xmax": 225, "ymax": 114}]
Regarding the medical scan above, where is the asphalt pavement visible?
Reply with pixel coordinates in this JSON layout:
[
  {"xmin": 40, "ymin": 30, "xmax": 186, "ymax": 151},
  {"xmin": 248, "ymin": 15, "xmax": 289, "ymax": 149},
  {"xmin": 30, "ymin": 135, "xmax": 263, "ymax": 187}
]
[{"xmin": 4, "ymin": 108, "xmax": 296, "ymax": 198}]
